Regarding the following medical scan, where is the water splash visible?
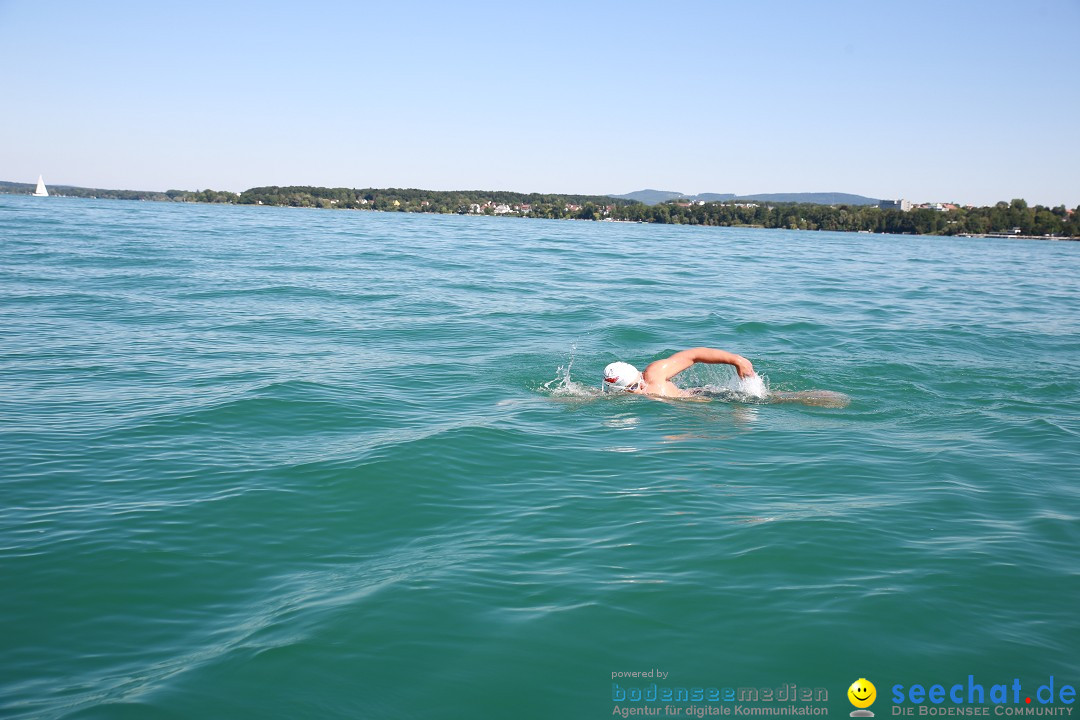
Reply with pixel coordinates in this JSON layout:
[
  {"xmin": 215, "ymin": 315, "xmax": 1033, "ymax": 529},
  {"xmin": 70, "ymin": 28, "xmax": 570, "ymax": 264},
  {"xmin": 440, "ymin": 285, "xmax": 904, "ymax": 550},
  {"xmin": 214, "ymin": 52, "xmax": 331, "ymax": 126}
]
[
  {"xmin": 698, "ymin": 372, "xmax": 773, "ymax": 403},
  {"xmin": 736, "ymin": 374, "xmax": 769, "ymax": 399},
  {"xmin": 541, "ymin": 344, "xmax": 602, "ymax": 398}
]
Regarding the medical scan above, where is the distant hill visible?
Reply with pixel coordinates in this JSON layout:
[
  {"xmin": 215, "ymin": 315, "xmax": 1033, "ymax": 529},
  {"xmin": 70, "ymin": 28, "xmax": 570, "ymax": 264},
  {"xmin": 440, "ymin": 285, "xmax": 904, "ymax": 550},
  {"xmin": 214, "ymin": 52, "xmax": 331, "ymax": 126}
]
[
  {"xmin": 607, "ymin": 189, "xmax": 688, "ymax": 205},
  {"xmin": 733, "ymin": 192, "xmax": 880, "ymax": 206},
  {"xmin": 609, "ymin": 189, "xmax": 879, "ymax": 206},
  {"xmin": 608, "ymin": 190, "xmax": 740, "ymax": 205}
]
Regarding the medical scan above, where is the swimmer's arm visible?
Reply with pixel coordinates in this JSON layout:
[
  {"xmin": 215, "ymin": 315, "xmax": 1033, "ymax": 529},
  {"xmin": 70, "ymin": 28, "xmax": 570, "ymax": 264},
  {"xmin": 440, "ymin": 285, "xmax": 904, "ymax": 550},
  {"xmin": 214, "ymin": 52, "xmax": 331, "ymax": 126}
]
[{"xmin": 642, "ymin": 347, "xmax": 755, "ymax": 383}]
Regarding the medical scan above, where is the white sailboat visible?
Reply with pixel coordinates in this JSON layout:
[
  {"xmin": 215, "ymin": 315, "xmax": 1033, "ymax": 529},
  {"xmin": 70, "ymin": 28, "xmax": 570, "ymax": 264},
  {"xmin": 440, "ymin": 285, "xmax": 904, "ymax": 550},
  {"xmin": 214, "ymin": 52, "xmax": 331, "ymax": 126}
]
[{"xmin": 32, "ymin": 175, "xmax": 49, "ymax": 197}]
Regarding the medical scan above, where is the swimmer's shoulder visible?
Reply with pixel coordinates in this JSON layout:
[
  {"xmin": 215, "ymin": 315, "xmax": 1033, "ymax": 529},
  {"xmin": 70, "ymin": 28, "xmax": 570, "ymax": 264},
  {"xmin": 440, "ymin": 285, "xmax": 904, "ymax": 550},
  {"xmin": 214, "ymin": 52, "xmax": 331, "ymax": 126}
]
[{"xmin": 643, "ymin": 379, "xmax": 688, "ymax": 398}]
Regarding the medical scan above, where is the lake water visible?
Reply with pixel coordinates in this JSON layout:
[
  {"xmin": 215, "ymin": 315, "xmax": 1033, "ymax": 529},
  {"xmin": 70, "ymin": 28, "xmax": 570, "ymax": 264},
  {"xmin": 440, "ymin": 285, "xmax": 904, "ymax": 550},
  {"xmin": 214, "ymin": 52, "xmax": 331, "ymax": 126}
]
[{"xmin": 2, "ymin": 195, "xmax": 1078, "ymax": 719}]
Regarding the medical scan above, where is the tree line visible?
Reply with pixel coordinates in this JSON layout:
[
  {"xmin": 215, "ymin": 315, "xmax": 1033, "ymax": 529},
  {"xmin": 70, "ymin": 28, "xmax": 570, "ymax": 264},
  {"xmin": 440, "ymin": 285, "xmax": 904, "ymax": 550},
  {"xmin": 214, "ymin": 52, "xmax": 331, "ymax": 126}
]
[
  {"xmin": 187, "ymin": 187, "xmax": 1080, "ymax": 237},
  {"xmin": 4, "ymin": 181, "xmax": 1077, "ymax": 237},
  {"xmin": 232, "ymin": 186, "xmax": 638, "ymax": 217},
  {"xmin": 608, "ymin": 198, "xmax": 1080, "ymax": 237}
]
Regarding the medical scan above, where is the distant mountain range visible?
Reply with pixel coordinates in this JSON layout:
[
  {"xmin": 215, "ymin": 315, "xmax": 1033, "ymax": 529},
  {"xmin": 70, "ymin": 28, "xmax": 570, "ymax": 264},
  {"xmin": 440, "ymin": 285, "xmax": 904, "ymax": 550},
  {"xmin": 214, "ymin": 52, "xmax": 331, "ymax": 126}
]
[{"xmin": 608, "ymin": 189, "xmax": 881, "ymax": 206}]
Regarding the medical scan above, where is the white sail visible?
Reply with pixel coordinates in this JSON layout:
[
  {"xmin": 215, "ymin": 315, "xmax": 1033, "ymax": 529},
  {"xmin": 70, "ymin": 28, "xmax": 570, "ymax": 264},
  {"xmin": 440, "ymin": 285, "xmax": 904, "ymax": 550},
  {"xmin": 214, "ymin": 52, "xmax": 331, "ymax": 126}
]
[{"xmin": 32, "ymin": 175, "xmax": 49, "ymax": 197}]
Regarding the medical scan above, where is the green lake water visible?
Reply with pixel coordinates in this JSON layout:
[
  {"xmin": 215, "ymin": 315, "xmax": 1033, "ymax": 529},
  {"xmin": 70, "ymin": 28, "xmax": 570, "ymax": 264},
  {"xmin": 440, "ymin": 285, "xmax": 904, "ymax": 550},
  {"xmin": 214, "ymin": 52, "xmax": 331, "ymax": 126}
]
[{"xmin": 2, "ymin": 195, "xmax": 1078, "ymax": 719}]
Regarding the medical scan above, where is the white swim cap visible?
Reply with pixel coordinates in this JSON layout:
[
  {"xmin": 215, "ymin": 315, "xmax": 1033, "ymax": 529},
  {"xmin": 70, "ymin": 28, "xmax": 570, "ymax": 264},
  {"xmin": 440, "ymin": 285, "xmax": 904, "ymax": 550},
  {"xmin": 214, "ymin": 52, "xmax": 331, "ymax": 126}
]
[{"xmin": 603, "ymin": 361, "xmax": 642, "ymax": 391}]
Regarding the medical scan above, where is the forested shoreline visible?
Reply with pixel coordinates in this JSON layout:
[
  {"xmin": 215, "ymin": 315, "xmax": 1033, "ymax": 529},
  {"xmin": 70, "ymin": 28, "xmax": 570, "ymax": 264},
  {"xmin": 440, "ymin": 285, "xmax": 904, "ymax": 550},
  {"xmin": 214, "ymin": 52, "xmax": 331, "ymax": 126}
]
[{"xmin": 4, "ymin": 181, "xmax": 1077, "ymax": 238}]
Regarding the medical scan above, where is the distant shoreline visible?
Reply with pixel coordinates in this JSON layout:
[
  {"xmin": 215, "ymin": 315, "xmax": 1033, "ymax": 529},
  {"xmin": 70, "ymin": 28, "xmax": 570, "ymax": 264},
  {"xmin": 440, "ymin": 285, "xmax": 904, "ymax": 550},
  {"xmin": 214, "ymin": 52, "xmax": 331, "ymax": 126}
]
[{"xmin": 3, "ymin": 181, "xmax": 1078, "ymax": 241}]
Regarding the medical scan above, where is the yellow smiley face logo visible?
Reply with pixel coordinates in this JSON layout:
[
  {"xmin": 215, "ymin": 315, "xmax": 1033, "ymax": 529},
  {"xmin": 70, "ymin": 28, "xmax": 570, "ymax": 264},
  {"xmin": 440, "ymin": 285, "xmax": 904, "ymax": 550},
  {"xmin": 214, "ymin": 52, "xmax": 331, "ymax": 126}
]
[{"xmin": 848, "ymin": 678, "xmax": 876, "ymax": 708}]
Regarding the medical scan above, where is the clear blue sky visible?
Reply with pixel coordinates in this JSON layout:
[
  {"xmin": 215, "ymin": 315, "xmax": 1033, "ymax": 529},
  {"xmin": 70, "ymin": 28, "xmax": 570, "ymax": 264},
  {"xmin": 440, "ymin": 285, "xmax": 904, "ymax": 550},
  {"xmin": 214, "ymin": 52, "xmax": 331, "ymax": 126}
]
[{"xmin": 2, "ymin": 0, "xmax": 1077, "ymax": 206}]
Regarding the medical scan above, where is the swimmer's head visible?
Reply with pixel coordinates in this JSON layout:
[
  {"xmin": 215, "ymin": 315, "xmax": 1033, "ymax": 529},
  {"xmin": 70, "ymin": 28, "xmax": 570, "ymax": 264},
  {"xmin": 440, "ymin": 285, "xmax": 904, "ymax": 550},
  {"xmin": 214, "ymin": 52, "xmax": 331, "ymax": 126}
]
[{"xmin": 603, "ymin": 362, "xmax": 642, "ymax": 392}]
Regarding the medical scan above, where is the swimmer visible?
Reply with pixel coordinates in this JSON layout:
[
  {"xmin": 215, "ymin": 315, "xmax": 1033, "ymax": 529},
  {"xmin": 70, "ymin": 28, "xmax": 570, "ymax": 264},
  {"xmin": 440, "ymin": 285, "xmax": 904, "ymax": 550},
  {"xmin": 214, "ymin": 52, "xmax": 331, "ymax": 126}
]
[
  {"xmin": 603, "ymin": 347, "xmax": 754, "ymax": 399},
  {"xmin": 603, "ymin": 347, "xmax": 849, "ymax": 407}
]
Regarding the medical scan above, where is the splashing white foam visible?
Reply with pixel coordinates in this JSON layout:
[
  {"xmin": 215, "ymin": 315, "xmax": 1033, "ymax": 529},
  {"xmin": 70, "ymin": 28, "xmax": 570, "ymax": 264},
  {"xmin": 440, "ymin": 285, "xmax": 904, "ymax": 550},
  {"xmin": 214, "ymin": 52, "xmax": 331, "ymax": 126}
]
[
  {"xmin": 737, "ymin": 374, "xmax": 769, "ymax": 400},
  {"xmin": 698, "ymin": 371, "xmax": 772, "ymax": 403},
  {"xmin": 542, "ymin": 371, "xmax": 599, "ymax": 398},
  {"xmin": 541, "ymin": 344, "xmax": 602, "ymax": 398}
]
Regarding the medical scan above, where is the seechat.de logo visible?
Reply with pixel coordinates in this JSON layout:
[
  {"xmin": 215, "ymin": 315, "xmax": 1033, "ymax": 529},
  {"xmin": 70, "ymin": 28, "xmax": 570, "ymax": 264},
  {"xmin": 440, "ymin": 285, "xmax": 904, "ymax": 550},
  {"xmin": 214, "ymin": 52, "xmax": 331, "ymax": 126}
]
[{"xmin": 849, "ymin": 678, "xmax": 877, "ymax": 717}]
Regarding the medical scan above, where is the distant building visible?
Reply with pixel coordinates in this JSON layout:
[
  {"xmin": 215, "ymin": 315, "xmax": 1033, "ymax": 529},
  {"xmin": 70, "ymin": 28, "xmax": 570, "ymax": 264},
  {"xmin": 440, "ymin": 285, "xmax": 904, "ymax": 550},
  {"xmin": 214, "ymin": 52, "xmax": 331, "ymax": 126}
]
[{"xmin": 879, "ymin": 199, "xmax": 912, "ymax": 212}]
